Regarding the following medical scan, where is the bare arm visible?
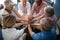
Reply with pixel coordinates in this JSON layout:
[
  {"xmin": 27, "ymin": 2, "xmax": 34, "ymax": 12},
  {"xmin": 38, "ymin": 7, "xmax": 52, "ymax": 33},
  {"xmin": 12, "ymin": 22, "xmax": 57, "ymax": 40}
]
[
  {"xmin": 13, "ymin": 8, "xmax": 27, "ymax": 22},
  {"xmin": 13, "ymin": 22, "xmax": 28, "ymax": 28},
  {"xmin": 31, "ymin": 24, "xmax": 42, "ymax": 30},
  {"xmin": 28, "ymin": 24, "xmax": 35, "ymax": 36},
  {"xmin": 28, "ymin": 3, "xmax": 35, "ymax": 23},
  {"xmin": 13, "ymin": 8, "xmax": 22, "ymax": 18},
  {"xmin": 13, "ymin": 23, "xmax": 24, "ymax": 28}
]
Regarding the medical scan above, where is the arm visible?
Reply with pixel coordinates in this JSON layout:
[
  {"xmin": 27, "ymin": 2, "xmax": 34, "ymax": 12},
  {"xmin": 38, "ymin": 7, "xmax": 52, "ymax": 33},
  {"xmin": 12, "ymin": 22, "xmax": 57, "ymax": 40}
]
[
  {"xmin": 28, "ymin": 24, "xmax": 35, "ymax": 36},
  {"xmin": 13, "ymin": 8, "xmax": 27, "ymax": 22},
  {"xmin": 31, "ymin": 24, "xmax": 42, "ymax": 30},
  {"xmin": 29, "ymin": 3, "xmax": 35, "ymax": 16},
  {"xmin": 13, "ymin": 8, "xmax": 22, "ymax": 18},
  {"xmin": 13, "ymin": 23, "xmax": 24, "ymax": 28},
  {"xmin": 33, "ymin": 4, "xmax": 47, "ymax": 18},
  {"xmin": 28, "ymin": 3, "xmax": 35, "ymax": 23},
  {"xmin": 28, "ymin": 24, "xmax": 41, "ymax": 40},
  {"xmin": 13, "ymin": 22, "xmax": 28, "ymax": 28},
  {"xmin": 16, "ymin": 25, "xmax": 27, "ymax": 36}
]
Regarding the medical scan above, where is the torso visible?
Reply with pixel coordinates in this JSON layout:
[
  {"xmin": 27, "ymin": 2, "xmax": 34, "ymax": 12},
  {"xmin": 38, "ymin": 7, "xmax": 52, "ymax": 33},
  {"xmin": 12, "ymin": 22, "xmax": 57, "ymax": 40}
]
[
  {"xmin": 18, "ymin": 2, "xmax": 30, "ymax": 17},
  {"xmin": 2, "ymin": 28, "xmax": 21, "ymax": 40},
  {"xmin": 33, "ymin": 1, "xmax": 47, "ymax": 14}
]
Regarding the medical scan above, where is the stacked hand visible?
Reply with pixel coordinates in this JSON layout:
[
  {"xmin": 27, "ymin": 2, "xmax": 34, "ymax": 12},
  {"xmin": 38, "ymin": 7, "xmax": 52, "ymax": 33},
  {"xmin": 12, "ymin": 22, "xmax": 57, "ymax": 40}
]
[{"xmin": 28, "ymin": 15, "xmax": 34, "ymax": 24}]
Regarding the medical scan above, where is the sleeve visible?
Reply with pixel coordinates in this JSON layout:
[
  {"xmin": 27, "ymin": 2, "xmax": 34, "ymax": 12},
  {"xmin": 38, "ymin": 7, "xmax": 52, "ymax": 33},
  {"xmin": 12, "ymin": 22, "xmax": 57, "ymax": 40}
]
[{"xmin": 32, "ymin": 33, "xmax": 40, "ymax": 40}]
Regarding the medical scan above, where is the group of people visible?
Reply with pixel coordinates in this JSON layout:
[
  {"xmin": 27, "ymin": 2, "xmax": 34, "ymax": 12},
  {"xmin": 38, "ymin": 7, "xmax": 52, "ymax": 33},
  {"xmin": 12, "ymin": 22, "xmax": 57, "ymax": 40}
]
[{"xmin": 0, "ymin": 0, "xmax": 59, "ymax": 40}]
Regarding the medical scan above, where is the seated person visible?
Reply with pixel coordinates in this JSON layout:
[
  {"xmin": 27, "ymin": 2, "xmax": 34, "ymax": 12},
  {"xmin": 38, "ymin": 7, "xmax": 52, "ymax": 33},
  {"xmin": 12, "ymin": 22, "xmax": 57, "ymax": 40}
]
[
  {"xmin": 1, "ymin": 0, "xmax": 27, "ymax": 22},
  {"xmin": 33, "ymin": 7, "xmax": 57, "ymax": 25},
  {"xmin": 2, "ymin": 15, "xmax": 27, "ymax": 40},
  {"xmin": 31, "ymin": 7, "xmax": 57, "ymax": 33},
  {"xmin": 18, "ymin": 0, "xmax": 30, "ymax": 18},
  {"xmin": 28, "ymin": 0, "xmax": 47, "ymax": 21},
  {"xmin": 44, "ymin": 7, "xmax": 57, "ymax": 26},
  {"xmin": 28, "ymin": 17, "xmax": 56, "ymax": 40}
]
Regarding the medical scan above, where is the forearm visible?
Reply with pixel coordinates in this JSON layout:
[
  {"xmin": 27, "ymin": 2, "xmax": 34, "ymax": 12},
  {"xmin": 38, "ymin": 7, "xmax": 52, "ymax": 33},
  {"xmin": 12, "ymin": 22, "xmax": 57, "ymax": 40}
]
[
  {"xmin": 33, "ymin": 13, "xmax": 41, "ymax": 18},
  {"xmin": 28, "ymin": 25, "xmax": 34, "ymax": 36},
  {"xmin": 32, "ymin": 14, "xmax": 44, "ymax": 21},
  {"xmin": 31, "ymin": 24, "xmax": 41, "ymax": 30},
  {"xmin": 32, "ymin": 16, "xmax": 40, "ymax": 21},
  {"xmin": 16, "ymin": 18, "xmax": 23, "ymax": 21},
  {"xmin": 13, "ymin": 8, "xmax": 22, "ymax": 18},
  {"xmin": 16, "ymin": 17, "xmax": 27, "ymax": 22},
  {"xmin": 13, "ymin": 8, "xmax": 27, "ymax": 22},
  {"xmin": 13, "ymin": 23, "xmax": 24, "ymax": 28}
]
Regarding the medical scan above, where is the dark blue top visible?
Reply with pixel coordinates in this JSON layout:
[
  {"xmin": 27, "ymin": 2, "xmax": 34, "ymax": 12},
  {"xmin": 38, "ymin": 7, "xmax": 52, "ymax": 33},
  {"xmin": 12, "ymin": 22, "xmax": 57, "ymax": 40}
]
[{"xmin": 32, "ymin": 28, "xmax": 56, "ymax": 40}]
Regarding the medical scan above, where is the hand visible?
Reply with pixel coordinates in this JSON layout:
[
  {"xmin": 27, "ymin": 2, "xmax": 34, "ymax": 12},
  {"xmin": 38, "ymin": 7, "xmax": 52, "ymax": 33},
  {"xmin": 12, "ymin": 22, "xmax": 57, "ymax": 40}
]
[
  {"xmin": 28, "ymin": 24, "xmax": 30, "ymax": 27},
  {"xmin": 19, "ymin": 16, "xmax": 27, "ymax": 22},
  {"xmin": 23, "ymin": 22, "xmax": 28, "ymax": 25},
  {"xmin": 28, "ymin": 15, "xmax": 34, "ymax": 24},
  {"xmin": 28, "ymin": 15, "xmax": 34, "ymax": 21},
  {"xmin": 23, "ymin": 25, "xmax": 28, "ymax": 30}
]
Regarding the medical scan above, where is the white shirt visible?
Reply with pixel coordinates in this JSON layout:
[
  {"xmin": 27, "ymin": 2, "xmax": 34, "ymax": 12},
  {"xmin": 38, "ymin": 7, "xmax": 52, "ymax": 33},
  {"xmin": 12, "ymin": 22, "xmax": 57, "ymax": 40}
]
[
  {"xmin": 18, "ymin": 2, "xmax": 30, "ymax": 17},
  {"xmin": 2, "ymin": 28, "xmax": 24, "ymax": 40}
]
